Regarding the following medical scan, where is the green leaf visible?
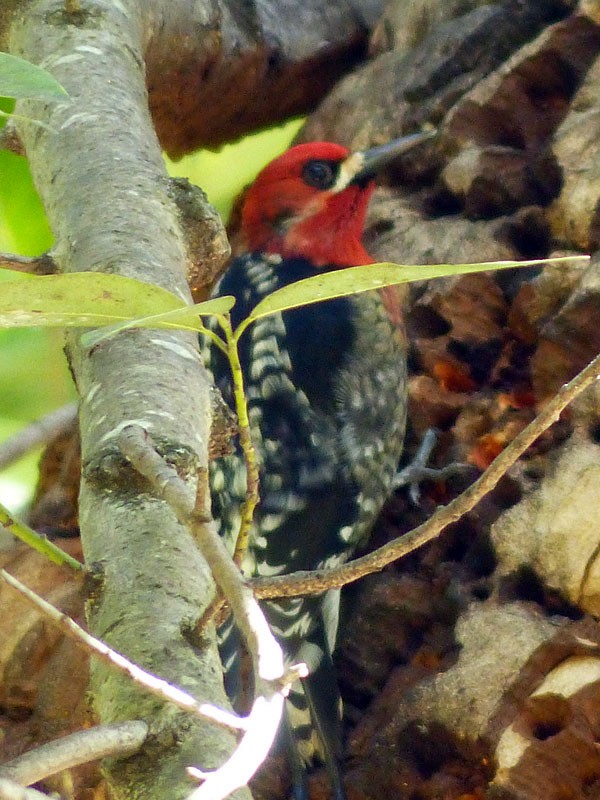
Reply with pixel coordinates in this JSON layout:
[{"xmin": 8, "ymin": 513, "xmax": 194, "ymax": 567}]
[
  {"xmin": 242, "ymin": 257, "xmax": 590, "ymax": 328},
  {"xmin": 0, "ymin": 52, "xmax": 68, "ymax": 101},
  {"xmin": 0, "ymin": 271, "xmax": 188, "ymax": 328},
  {"xmin": 80, "ymin": 295, "xmax": 236, "ymax": 347}
]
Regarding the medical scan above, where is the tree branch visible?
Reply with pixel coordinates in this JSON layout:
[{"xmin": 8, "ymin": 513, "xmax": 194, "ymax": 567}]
[
  {"xmin": 0, "ymin": 722, "xmax": 148, "ymax": 786},
  {"xmin": 8, "ymin": 2, "xmax": 241, "ymax": 798},
  {"xmin": 117, "ymin": 424, "xmax": 287, "ymax": 683},
  {"xmin": 253, "ymin": 350, "xmax": 600, "ymax": 598},
  {"xmin": 0, "ymin": 403, "xmax": 77, "ymax": 470}
]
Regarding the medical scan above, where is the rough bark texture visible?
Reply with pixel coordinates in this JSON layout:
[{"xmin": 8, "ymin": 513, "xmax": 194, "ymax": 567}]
[
  {"xmin": 295, "ymin": 2, "xmax": 600, "ymax": 798},
  {"xmin": 0, "ymin": 0, "xmax": 384, "ymax": 157},
  {"xmin": 145, "ymin": 0, "xmax": 382, "ymax": 156},
  {"xmin": 4, "ymin": 0, "xmax": 600, "ymax": 799}
]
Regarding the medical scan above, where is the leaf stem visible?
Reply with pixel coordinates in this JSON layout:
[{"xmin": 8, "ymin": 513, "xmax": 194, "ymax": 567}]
[
  {"xmin": 0, "ymin": 502, "xmax": 83, "ymax": 571},
  {"xmin": 217, "ymin": 314, "xmax": 260, "ymax": 567},
  {"xmin": 197, "ymin": 320, "xmax": 228, "ymax": 355}
]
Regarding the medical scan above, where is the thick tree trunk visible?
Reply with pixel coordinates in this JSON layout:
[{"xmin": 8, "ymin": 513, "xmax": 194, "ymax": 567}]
[{"xmin": 7, "ymin": 2, "xmax": 244, "ymax": 799}]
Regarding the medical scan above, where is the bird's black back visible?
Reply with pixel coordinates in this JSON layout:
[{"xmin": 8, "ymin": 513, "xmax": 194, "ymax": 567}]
[{"xmin": 204, "ymin": 251, "xmax": 407, "ymax": 771}]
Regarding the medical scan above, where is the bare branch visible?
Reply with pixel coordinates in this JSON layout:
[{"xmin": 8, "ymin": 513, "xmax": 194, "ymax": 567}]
[
  {"xmin": 0, "ymin": 568, "xmax": 246, "ymax": 732},
  {"xmin": 118, "ymin": 423, "xmax": 285, "ymax": 683},
  {"xmin": 0, "ymin": 779, "xmax": 50, "ymax": 800},
  {"xmin": 0, "ymin": 403, "xmax": 77, "ymax": 470},
  {"xmin": 0, "ymin": 722, "xmax": 148, "ymax": 786},
  {"xmin": 253, "ymin": 350, "xmax": 600, "ymax": 598},
  {"xmin": 0, "ymin": 252, "xmax": 56, "ymax": 275}
]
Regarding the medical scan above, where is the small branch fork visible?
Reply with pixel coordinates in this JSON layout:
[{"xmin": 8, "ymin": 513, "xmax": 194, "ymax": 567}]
[
  {"xmin": 117, "ymin": 424, "xmax": 305, "ymax": 800},
  {"xmin": 198, "ymin": 313, "xmax": 260, "ymax": 569}
]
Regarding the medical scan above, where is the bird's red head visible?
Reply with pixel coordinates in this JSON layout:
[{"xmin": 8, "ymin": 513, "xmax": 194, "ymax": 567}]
[
  {"xmin": 239, "ymin": 132, "xmax": 435, "ymax": 269},
  {"xmin": 240, "ymin": 142, "xmax": 376, "ymax": 268}
]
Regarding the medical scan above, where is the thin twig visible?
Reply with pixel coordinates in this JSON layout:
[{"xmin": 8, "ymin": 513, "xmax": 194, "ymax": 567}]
[
  {"xmin": 0, "ymin": 252, "xmax": 56, "ymax": 275},
  {"xmin": 0, "ymin": 568, "xmax": 248, "ymax": 731},
  {"xmin": 118, "ymin": 424, "xmax": 285, "ymax": 682},
  {"xmin": 0, "ymin": 504, "xmax": 82, "ymax": 571},
  {"xmin": 253, "ymin": 350, "xmax": 600, "ymax": 599},
  {"xmin": 197, "ymin": 320, "xmax": 228, "ymax": 355},
  {"xmin": 0, "ymin": 779, "xmax": 51, "ymax": 800},
  {"xmin": 0, "ymin": 403, "xmax": 77, "ymax": 470},
  {"xmin": 0, "ymin": 722, "xmax": 148, "ymax": 786}
]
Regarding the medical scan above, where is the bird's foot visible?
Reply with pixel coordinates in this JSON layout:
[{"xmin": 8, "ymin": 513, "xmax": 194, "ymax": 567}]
[{"xmin": 393, "ymin": 428, "xmax": 472, "ymax": 505}]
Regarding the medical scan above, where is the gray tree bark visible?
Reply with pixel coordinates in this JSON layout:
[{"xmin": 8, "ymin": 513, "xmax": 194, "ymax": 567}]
[{"xmin": 6, "ymin": 2, "xmax": 238, "ymax": 799}]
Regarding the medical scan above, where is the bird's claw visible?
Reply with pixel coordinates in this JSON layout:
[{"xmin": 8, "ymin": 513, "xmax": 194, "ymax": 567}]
[{"xmin": 394, "ymin": 428, "xmax": 471, "ymax": 505}]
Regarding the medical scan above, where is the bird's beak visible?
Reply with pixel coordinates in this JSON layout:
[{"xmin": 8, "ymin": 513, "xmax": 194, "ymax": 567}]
[{"xmin": 335, "ymin": 129, "xmax": 436, "ymax": 191}]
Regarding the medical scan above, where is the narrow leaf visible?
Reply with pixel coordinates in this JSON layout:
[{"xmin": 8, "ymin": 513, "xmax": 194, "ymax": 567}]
[
  {"xmin": 0, "ymin": 52, "xmax": 68, "ymax": 100},
  {"xmin": 244, "ymin": 257, "xmax": 589, "ymax": 325},
  {"xmin": 80, "ymin": 295, "xmax": 236, "ymax": 347},
  {"xmin": 0, "ymin": 272, "xmax": 187, "ymax": 328}
]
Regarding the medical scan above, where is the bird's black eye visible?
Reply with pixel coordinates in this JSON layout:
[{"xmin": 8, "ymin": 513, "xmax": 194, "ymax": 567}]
[{"xmin": 301, "ymin": 159, "xmax": 339, "ymax": 190}]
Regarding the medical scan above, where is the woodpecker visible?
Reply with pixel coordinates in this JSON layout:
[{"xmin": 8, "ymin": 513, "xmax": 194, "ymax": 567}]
[{"xmin": 205, "ymin": 132, "xmax": 432, "ymax": 799}]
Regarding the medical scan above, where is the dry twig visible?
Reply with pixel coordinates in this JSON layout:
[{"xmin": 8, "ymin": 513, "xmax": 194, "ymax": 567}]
[
  {"xmin": 0, "ymin": 722, "xmax": 148, "ymax": 786},
  {"xmin": 253, "ymin": 350, "xmax": 600, "ymax": 598},
  {"xmin": 0, "ymin": 403, "xmax": 77, "ymax": 470}
]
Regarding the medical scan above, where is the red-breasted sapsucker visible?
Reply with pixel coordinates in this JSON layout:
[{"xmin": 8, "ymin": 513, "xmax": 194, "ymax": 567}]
[{"xmin": 205, "ymin": 132, "xmax": 432, "ymax": 799}]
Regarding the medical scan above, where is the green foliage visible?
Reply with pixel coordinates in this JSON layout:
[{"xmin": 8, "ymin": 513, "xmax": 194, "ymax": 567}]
[
  {"xmin": 0, "ymin": 52, "xmax": 68, "ymax": 102},
  {"xmin": 3, "ymin": 256, "xmax": 588, "ymax": 343},
  {"xmin": 0, "ymin": 270, "xmax": 208, "ymax": 328},
  {"xmin": 0, "ymin": 97, "xmax": 15, "ymax": 129},
  {"xmin": 0, "ymin": 270, "xmax": 236, "ymax": 338},
  {"xmin": 236, "ymin": 257, "xmax": 587, "ymax": 333},
  {"xmin": 0, "ymin": 152, "xmax": 53, "ymax": 253},
  {"xmin": 0, "ymin": 49, "xmax": 70, "ymax": 504}
]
